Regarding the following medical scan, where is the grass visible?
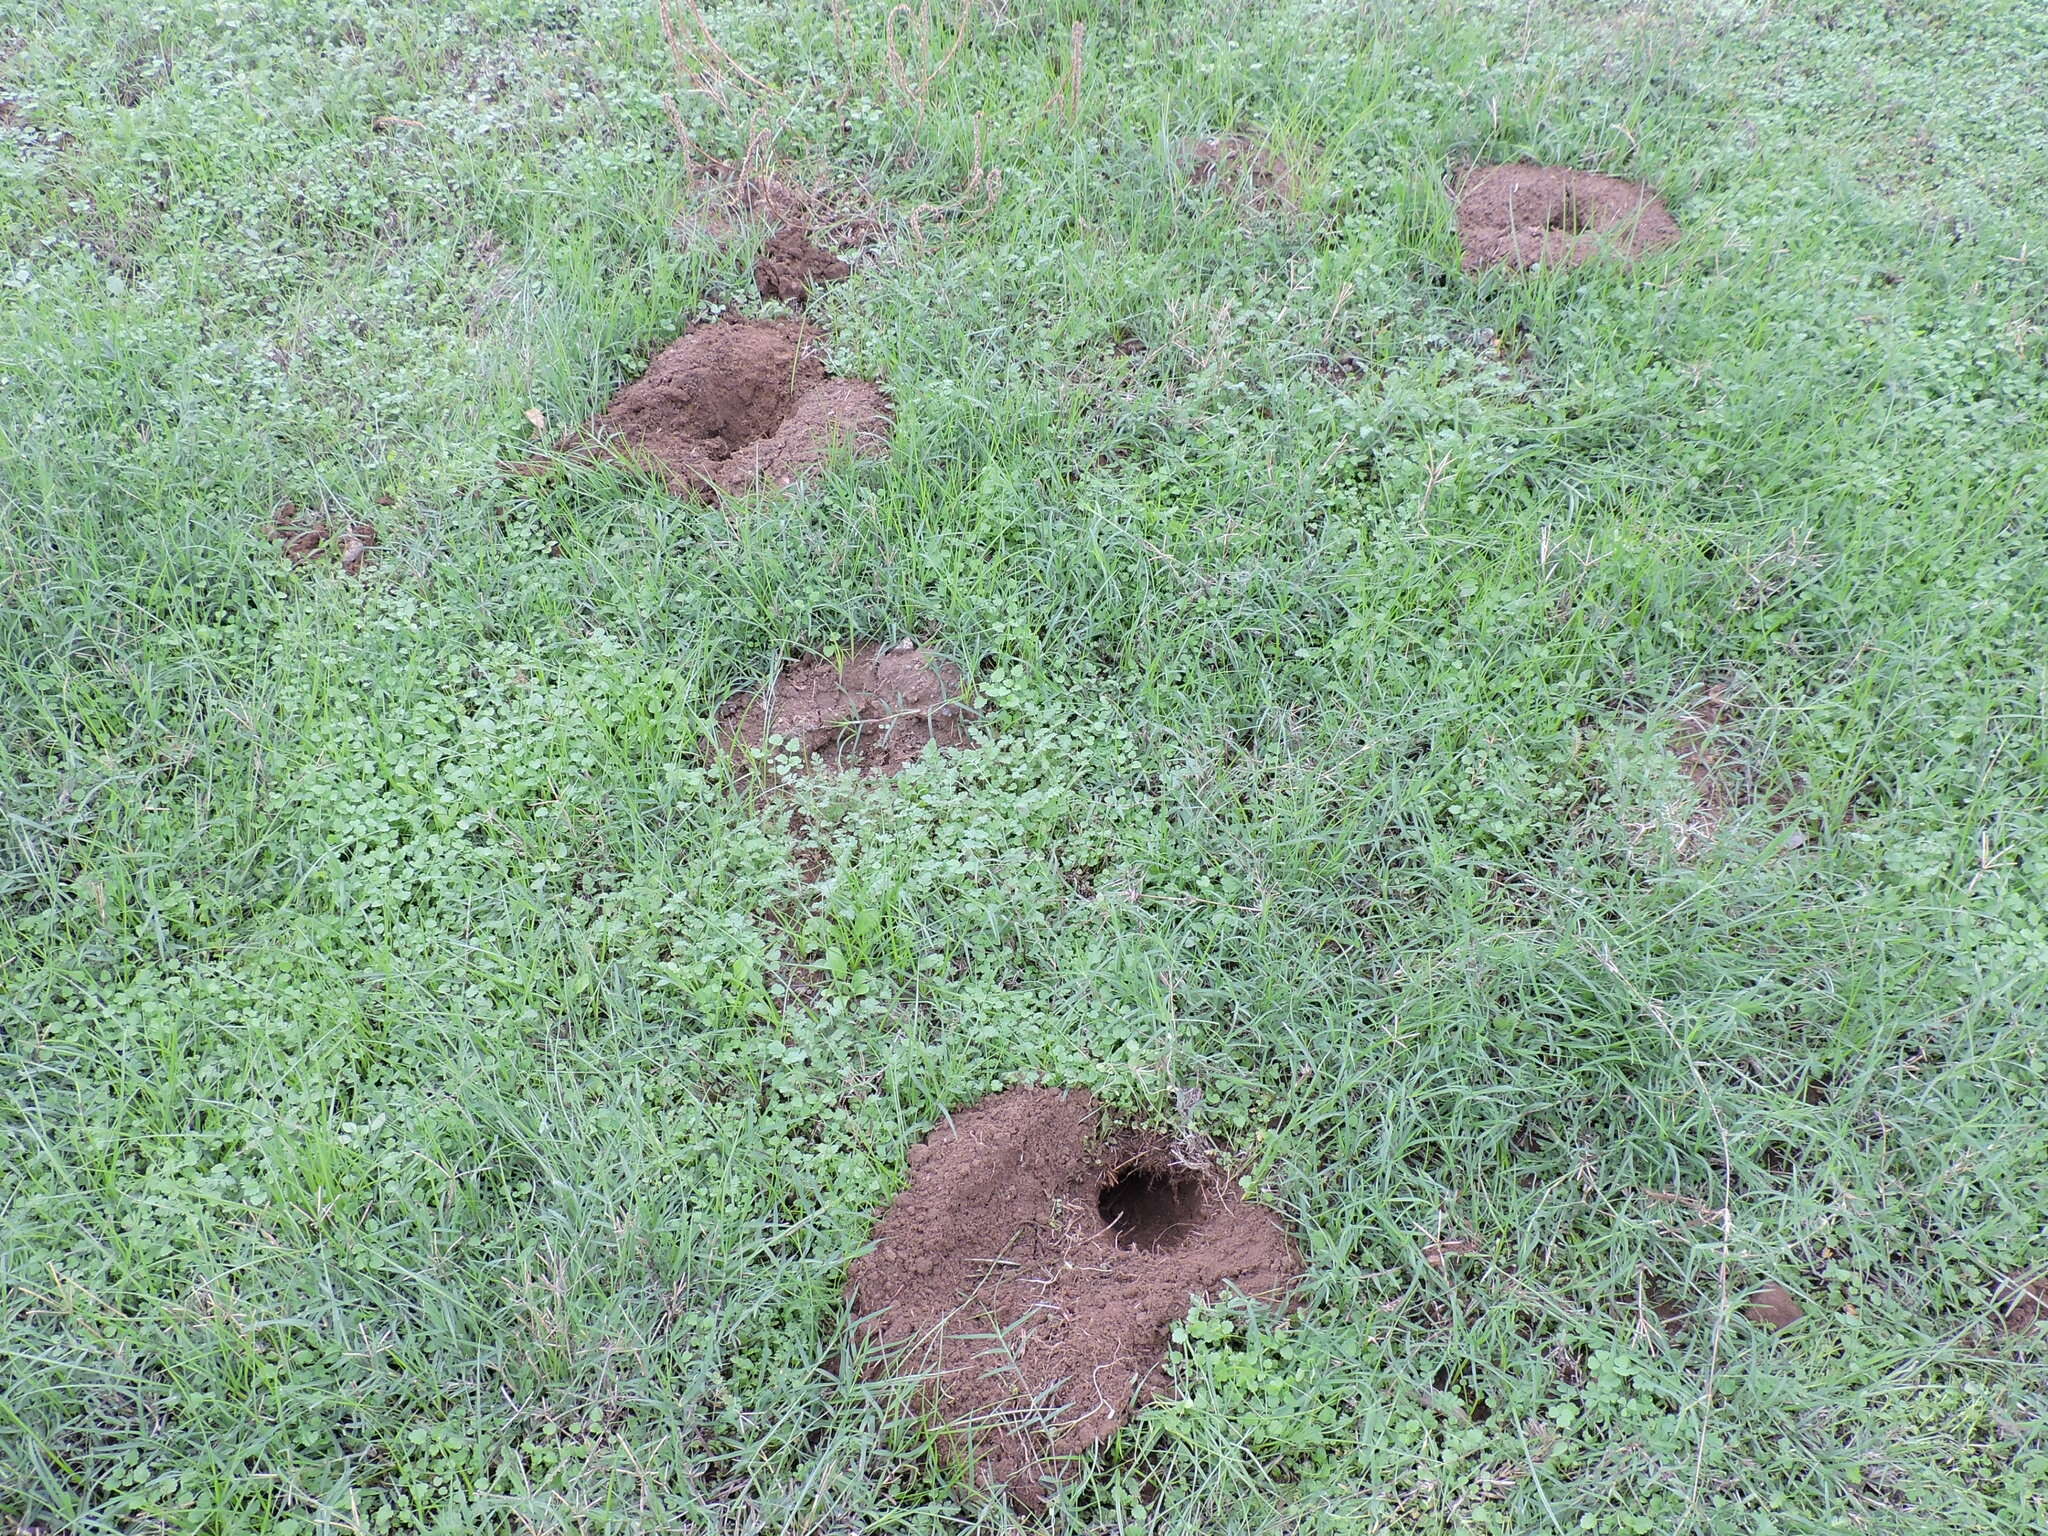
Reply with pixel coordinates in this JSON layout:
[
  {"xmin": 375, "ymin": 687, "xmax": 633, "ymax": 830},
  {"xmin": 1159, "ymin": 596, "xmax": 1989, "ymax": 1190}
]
[{"xmin": 3, "ymin": 0, "xmax": 2046, "ymax": 1529}]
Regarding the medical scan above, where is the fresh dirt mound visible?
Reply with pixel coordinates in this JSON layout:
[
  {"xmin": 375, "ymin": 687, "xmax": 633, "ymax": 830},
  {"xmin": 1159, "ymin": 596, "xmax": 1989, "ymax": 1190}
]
[
  {"xmin": 754, "ymin": 224, "xmax": 853, "ymax": 303},
  {"xmin": 717, "ymin": 641, "xmax": 974, "ymax": 777},
  {"xmin": 269, "ymin": 501, "xmax": 376, "ymax": 575},
  {"xmin": 847, "ymin": 1087, "xmax": 1300, "ymax": 1502},
  {"xmin": 1744, "ymin": 1280, "xmax": 1805, "ymax": 1330},
  {"xmin": 582, "ymin": 318, "xmax": 890, "ymax": 498},
  {"xmin": 1454, "ymin": 164, "xmax": 1679, "ymax": 272},
  {"xmin": 1183, "ymin": 134, "xmax": 1298, "ymax": 209}
]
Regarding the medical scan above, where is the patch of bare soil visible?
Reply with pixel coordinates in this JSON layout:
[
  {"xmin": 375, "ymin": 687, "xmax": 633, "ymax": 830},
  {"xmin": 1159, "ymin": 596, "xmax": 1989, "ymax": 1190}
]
[
  {"xmin": 1670, "ymin": 681, "xmax": 1745, "ymax": 854},
  {"xmin": 1454, "ymin": 164, "xmax": 1679, "ymax": 272},
  {"xmin": 717, "ymin": 642, "xmax": 973, "ymax": 778},
  {"xmin": 268, "ymin": 501, "xmax": 377, "ymax": 575},
  {"xmin": 847, "ymin": 1087, "xmax": 1300, "ymax": 1503},
  {"xmin": 1661, "ymin": 680, "xmax": 1809, "ymax": 859},
  {"xmin": 580, "ymin": 318, "xmax": 890, "ymax": 498},
  {"xmin": 1994, "ymin": 1272, "xmax": 2048, "ymax": 1333},
  {"xmin": 754, "ymin": 224, "xmax": 853, "ymax": 304},
  {"xmin": 1182, "ymin": 134, "xmax": 1298, "ymax": 209},
  {"xmin": 679, "ymin": 162, "xmax": 813, "ymax": 240},
  {"xmin": 1744, "ymin": 1280, "xmax": 1805, "ymax": 1330},
  {"xmin": 679, "ymin": 158, "xmax": 881, "ymax": 255}
]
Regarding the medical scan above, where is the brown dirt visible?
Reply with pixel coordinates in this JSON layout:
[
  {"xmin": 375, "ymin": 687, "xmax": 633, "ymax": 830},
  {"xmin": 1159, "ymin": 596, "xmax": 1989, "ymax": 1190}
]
[
  {"xmin": 1671, "ymin": 680, "xmax": 1744, "ymax": 854},
  {"xmin": 268, "ymin": 501, "xmax": 377, "ymax": 575},
  {"xmin": 717, "ymin": 641, "xmax": 974, "ymax": 778},
  {"xmin": 1454, "ymin": 164, "xmax": 1680, "ymax": 272},
  {"xmin": 680, "ymin": 164, "xmax": 815, "ymax": 242},
  {"xmin": 1744, "ymin": 1281, "xmax": 1805, "ymax": 1330},
  {"xmin": 754, "ymin": 224, "xmax": 853, "ymax": 304},
  {"xmin": 1183, "ymin": 135, "xmax": 1298, "ymax": 209},
  {"xmin": 1664, "ymin": 680, "xmax": 1810, "ymax": 858},
  {"xmin": 847, "ymin": 1087, "xmax": 1300, "ymax": 1503},
  {"xmin": 1995, "ymin": 1272, "xmax": 2048, "ymax": 1333},
  {"xmin": 580, "ymin": 318, "xmax": 890, "ymax": 498},
  {"xmin": 678, "ymin": 161, "xmax": 882, "ymax": 257}
]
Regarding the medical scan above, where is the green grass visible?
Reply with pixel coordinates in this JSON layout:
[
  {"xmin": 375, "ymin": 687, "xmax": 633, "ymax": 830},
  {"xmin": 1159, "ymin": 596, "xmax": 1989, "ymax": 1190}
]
[{"xmin": 3, "ymin": 0, "xmax": 2047, "ymax": 1529}]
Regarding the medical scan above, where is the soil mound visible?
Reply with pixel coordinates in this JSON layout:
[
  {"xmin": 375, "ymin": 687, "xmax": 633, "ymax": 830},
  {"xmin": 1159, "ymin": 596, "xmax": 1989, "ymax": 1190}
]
[
  {"xmin": 754, "ymin": 224, "xmax": 853, "ymax": 303},
  {"xmin": 1745, "ymin": 1281, "xmax": 1805, "ymax": 1330},
  {"xmin": 717, "ymin": 641, "xmax": 974, "ymax": 777},
  {"xmin": 583, "ymin": 318, "xmax": 890, "ymax": 498},
  {"xmin": 1454, "ymin": 164, "xmax": 1679, "ymax": 272},
  {"xmin": 269, "ymin": 501, "xmax": 376, "ymax": 575},
  {"xmin": 847, "ymin": 1087, "xmax": 1300, "ymax": 1502},
  {"xmin": 1183, "ymin": 134, "xmax": 1298, "ymax": 208}
]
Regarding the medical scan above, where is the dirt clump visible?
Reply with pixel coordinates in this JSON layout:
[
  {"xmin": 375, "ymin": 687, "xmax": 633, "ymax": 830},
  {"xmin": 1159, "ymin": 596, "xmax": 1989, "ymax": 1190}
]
[
  {"xmin": 1744, "ymin": 1280, "xmax": 1805, "ymax": 1330},
  {"xmin": 1183, "ymin": 134, "xmax": 1298, "ymax": 209},
  {"xmin": 847, "ymin": 1087, "xmax": 1300, "ymax": 1503},
  {"xmin": 718, "ymin": 641, "xmax": 974, "ymax": 778},
  {"xmin": 1995, "ymin": 1272, "xmax": 2048, "ymax": 1333},
  {"xmin": 269, "ymin": 501, "xmax": 376, "ymax": 575},
  {"xmin": 754, "ymin": 224, "xmax": 853, "ymax": 303},
  {"xmin": 580, "ymin": 318, "xmax": 890, "ymax": 498},
  {"xmin": 1455, "ymin": 164, "xmax": 1679, "ymax": 272}
]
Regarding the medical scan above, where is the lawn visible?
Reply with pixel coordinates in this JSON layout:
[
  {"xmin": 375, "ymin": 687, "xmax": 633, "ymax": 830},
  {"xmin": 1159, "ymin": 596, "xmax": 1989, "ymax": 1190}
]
[{"xmin": 3, "ymin": 0, "xmax": 2046, "ymax": 1530}]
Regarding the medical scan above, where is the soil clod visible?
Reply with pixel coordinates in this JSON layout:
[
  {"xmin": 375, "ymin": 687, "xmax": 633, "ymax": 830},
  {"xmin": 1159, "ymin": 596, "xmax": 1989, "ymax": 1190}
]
[
  {"xmin": 847, "ymin": 1087, "xmax": 1299, "ymax": 1501},
  {"xmin": 1454, "ymin": 164, "xmax": 1679, "ymax": 272},
  {"xmin": 754, "ymin": 224, "xmax": 853, "ymax": 303},
  {"xmin": 581, "ymin": 318, "xmax": 890, "ymax": 498},
  {"xmin": 269, "ymin": 501, "xmax": 377, "ymax": 575},
  {"xmin": 717, "ymin": 641, "xmax": 973, "ymax": 778}
]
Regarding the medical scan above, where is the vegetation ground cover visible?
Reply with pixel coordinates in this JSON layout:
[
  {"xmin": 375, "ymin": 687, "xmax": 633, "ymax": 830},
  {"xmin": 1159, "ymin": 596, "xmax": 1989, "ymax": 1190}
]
[{"xmin": 3, "ymin": 0, "xmax": 2046, "ymax": 1530}]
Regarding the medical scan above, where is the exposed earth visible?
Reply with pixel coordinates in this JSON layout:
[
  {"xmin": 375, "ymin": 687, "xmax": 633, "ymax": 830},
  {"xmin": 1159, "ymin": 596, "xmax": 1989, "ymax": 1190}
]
[
  {"xmin": 268, "ymin": 500, "xmax": 377, "ymax": 575},
  {"xmin": 580, "ymin": 318, "xmax": 890, "ymax": 497},
  {"xmin": 846, "ymin": 1087, "xmax": 1300, "ymax": 1502},
  {"xmin": 716, "ymin": 641, "xmax": 974, "ymax": 776},
  {"xmin": 1454, "ymin": 163, "xmax": 1681, "ymax": 271},
  {"xmin": 1745, "ymin": 1280, "xmax": 1806, "ymax": 1330},
  {"xmin": 753, "ymin": 223, "xmax": 853, "ymax": 303},
  {"xmin": 1183, "ymin": 133, "xmax": 1298, "ymax": 209}
]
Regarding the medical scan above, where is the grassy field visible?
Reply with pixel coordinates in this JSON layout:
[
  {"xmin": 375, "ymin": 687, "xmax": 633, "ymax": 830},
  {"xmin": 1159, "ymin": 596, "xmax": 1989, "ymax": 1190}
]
[{"xmin": 4, "ymin": 0, "xmax": 2047, "ymax": 1529}]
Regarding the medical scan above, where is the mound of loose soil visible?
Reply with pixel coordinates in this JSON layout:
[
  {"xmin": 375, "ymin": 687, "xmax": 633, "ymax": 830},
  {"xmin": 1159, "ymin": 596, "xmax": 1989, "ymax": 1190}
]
[
  {"xmin": 582, "ymin": 318, "xmax": 890, "ymax": 498},
  {"xmin": 847, "ymin": 1087, "xmax": 1300, "ymax": 1502},
  {"xmin": 717, "ymin": 641, "xmax": 974, "ymax": 777},
  {"xmin": 1745, "ymin": 1281, "xmax": 1805, "ymax": 1330},
  {"xmin": 754, "ymin": 224, "xmax": 853, "ymax": 303},
  {"xmin": 269, "ymin": 501, "xmax": 376, "ymax": 575},
  {"xmin": 1183, "ymin": 134, "xmax": 1298, "ymax": 208},
  {"xmin": 1454, "ymin": 164, "xmax": 1679, "ymax": 272}
]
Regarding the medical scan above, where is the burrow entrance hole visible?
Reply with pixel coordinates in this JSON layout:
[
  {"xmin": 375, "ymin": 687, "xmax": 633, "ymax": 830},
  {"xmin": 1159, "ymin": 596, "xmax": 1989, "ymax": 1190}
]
[
  {"xmin": 1546, "ymin": 189, "xmax": 1589, "ymax": 233},
  {"xmin": 1097, "ymin": 1164, "xmax": 1206, "ymax": 1252}
]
